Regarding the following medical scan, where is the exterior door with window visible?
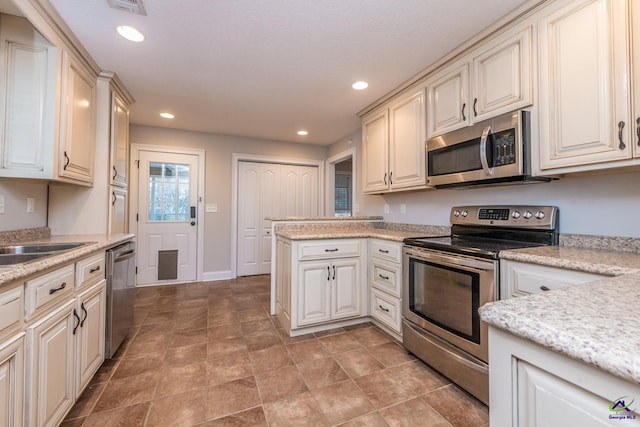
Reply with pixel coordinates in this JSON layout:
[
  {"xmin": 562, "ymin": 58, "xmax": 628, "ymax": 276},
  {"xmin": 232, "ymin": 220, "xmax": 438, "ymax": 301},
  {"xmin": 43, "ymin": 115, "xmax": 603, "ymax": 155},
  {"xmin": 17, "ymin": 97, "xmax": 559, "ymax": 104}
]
[{"xmin": 136, "ymin": 151, "xmax": 199, "ymax": 285}]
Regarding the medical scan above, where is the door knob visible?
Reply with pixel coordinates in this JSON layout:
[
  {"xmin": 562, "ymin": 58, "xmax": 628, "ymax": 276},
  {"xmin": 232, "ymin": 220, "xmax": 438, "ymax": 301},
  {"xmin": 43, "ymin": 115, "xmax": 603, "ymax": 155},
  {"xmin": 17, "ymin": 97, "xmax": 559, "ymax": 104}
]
[{"xmin": 190, "ymin": 221, "xmax": 196, "ymax": 226}]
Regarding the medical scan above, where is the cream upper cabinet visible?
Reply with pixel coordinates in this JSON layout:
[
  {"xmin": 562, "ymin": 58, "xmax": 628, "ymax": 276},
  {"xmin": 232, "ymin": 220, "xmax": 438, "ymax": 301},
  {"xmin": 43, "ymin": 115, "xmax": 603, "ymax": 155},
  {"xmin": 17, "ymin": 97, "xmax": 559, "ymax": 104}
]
[
  {"xmin": 538, "ymin": 0, "xmax": 632, "ymax": 171},
  {"xmin": 110, "ymin": 93, "xmax": 129, "ymax": 188},
  {"xmin": 58, "ymin": 50, "xmax": 97, "ymax": 184},
  {"xmin": 109, "ymin": 187, "xmax": 128, "ymax": 235},
  {"xmin": 363, "ymin": 88, "xmax": 427, "ymax": 194},
  {"xmin": 0, "ymin": 14, "xmax": 58, "ymax": 180},
  {"xmin": 631, "ymin": 0, "xmax": 640, "ymax": 158},
  {"xmin": 426, "ymin": 25, "xmax": 533, "ymax": 137}
]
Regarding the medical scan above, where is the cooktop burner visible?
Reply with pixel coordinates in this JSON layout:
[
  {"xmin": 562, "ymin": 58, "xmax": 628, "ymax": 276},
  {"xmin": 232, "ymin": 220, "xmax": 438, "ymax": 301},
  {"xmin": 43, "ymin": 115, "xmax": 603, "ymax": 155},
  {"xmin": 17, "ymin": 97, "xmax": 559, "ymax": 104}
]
[{"xmin": 403, "ymin": 205, "xmax": 559, "ymax": 260}]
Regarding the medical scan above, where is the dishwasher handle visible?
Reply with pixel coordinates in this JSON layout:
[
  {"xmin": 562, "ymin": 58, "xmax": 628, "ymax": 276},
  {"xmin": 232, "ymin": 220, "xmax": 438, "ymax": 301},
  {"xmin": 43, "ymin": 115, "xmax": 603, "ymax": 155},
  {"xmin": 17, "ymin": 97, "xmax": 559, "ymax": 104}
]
[{"xmin": 114, "ymin": 249, "xmax": 135, "ymax": 262}]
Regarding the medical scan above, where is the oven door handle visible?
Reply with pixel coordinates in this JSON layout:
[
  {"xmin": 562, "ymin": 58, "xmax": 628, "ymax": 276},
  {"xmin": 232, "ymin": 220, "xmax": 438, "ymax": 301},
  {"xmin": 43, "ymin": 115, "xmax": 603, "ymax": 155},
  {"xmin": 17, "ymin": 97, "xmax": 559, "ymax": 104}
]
[
  {"xmin": 480, "ymin": 125, "xmax": 494, "ymax": 177},
  {"xmin": 404, "ymin": 248, "xmax": 495, "ymax": 272}
]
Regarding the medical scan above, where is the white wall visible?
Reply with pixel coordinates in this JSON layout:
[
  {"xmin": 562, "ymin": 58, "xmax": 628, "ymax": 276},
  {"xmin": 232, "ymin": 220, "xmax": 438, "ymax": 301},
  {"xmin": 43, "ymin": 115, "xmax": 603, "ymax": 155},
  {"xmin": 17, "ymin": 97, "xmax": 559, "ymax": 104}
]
[
  {"xmin": 330, "ymin": 131, "xmax": 640, "ymax": 238},
  {"xmin": 0, "ymin": 179, "xmax": 48, "ymax": 231}
]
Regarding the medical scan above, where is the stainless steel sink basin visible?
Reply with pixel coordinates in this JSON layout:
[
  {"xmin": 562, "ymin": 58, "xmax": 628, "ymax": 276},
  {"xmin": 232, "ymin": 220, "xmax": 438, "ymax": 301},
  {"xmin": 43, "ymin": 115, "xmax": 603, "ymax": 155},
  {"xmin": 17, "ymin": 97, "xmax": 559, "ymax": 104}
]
[
  {"xmin": 0, "ymin": 242, "xmax": 88, "ymax": 255},
  {"xmin": 0, "ymin": 242, "xmax": 93, "ymax": 267}
]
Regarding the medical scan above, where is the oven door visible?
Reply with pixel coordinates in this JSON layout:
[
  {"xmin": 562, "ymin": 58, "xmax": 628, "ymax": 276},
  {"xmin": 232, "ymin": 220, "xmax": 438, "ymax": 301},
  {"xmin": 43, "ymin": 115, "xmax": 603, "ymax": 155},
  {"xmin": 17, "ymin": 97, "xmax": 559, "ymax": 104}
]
[{"xmin": 402, "ymin": 246, "xmax": 496, "ymax": 362}]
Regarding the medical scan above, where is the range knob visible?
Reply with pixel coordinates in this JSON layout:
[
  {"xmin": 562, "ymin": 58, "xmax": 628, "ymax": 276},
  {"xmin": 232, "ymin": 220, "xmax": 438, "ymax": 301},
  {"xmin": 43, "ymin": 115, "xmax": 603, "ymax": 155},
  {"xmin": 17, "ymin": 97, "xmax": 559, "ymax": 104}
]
[
  {"xmin": 453, "ymin": 210, "xmax": 461, "ymax": 217},
  {"xmin": 461, "ymin": 210, "xmax": 468, "ymax": 217},
  {"xmin": 535, "ymin": 210, "xmax": 546, "ymax": 219},
  {"xmin": 523, "ymin": 211, "xmax": 533, "ymax": 219},
  {"xmin": 512, "ymin": 211, "xmax": 521, "ymax": 219}
]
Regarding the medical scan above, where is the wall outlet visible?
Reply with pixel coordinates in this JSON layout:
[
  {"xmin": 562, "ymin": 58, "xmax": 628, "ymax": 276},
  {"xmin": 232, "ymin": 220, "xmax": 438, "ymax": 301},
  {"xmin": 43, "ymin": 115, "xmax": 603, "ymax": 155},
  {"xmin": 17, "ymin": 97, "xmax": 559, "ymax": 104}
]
[
  {"xmin": 0, "ymin": 195, "xmax": 4, "ymax": 214},
  {"xmin": 27, "ymin": 197, "xmax": 34, "ymax": 213},
  {"xmin": 206, "ymin": 204, "xmax": 218, "ymax": 213},
  {"xmin": 400, "ymin": 204, "xmax": 406, "ymax": 214},
  {"xmin": 384, "ymin": 204, "xmax": 389, "ymax": 214}
]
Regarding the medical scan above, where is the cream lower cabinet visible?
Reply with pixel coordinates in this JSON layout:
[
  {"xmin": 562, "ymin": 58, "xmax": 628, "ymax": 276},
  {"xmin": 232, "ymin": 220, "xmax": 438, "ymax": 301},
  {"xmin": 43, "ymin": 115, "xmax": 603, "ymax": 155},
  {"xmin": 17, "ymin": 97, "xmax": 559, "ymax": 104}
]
[
  {"xmin": 368, "ymin": 239, "xmax": 403, "ymax": 340},
  {"xmin": 537, "ymin": 0, "xmax": 636, "ymax": 173},
  {"xmin": 276, "ymin": 238, "xmax": 367, "ymax": 335},
  {"xmin": 75, "ymin": 280, "xmax": 106, "ymax": 398},
  {"xmin": 489, "ymin": 327, "xmax": 640, "ymax": 427},
  {"xmin": 500, "ymin": 259, "xmax": 609, "ymax": 299},
  {"xmin": 0, "ymin": 333, "xmax": 25, "ymax": 427}
]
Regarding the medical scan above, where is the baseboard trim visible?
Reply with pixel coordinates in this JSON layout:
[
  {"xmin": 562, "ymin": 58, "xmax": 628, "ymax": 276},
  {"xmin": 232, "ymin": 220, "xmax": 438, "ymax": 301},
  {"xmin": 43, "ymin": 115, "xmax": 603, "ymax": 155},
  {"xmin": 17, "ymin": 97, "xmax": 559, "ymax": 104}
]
[{"xmin": 202, "ymin": 270, "xmax": 233, "ymax": 281}]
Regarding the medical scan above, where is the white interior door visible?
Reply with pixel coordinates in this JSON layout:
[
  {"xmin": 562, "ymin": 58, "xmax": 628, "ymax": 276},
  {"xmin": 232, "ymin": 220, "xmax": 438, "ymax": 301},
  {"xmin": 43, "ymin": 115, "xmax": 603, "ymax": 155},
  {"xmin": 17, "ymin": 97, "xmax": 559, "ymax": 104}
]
[{"xmin": 136, "ymin": 151, "xmax": 199, "ymax": 285}]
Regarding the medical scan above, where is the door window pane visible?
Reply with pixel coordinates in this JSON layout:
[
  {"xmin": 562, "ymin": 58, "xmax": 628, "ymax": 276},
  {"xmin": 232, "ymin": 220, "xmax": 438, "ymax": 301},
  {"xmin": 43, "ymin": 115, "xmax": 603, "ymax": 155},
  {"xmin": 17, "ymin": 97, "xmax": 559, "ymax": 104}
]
[{"xmin": 148, "ymin": 162, "xmax": 190, "ymax": 221}]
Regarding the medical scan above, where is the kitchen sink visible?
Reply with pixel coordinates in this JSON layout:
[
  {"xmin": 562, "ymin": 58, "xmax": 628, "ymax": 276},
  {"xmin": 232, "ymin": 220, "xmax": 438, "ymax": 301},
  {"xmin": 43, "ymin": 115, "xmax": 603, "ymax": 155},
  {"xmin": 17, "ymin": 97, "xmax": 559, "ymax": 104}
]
[{"xmin": 0, "ymin": 242, "xmax": 93, "ymax": 267}]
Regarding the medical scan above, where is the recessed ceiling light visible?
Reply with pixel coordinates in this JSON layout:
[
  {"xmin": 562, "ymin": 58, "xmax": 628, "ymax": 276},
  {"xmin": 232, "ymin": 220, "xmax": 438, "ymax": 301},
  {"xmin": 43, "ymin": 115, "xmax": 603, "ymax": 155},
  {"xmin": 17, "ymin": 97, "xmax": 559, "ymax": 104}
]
[
  {"xmin": 297, "ymin": 130, "xmax": 308, "ymax": 136},
  {"xmin": 160, "ymin": 112, "xmax": 175, "ymax": 119},
  {"xmin": 352, "ymin": 81, "xmax": 369, "ymax": 90},
  {"xmin": 117, "ymin": 25, "xmax": 145, "ymax": 42}
]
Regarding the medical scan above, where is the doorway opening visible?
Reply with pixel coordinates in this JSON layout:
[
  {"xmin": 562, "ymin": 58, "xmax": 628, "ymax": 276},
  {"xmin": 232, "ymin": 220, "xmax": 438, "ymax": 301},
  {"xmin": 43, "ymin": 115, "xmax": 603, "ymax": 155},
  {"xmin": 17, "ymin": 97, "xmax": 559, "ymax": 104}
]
[{"xmin": 326, "ymin": 148, "xmax": 356, "ymax": 217}]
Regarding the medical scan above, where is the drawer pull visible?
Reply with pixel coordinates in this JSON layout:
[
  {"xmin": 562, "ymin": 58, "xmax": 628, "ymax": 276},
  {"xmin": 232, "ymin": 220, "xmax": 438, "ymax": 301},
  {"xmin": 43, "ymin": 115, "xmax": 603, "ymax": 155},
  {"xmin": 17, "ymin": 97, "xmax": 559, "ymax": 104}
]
[
  {"xmin": 540, "ymin": 285, "xmax": 551, "ymax": 291},
  {"xmin": 89, "ymin": 266, "xmax": 101, "ymax": 273},
  {"xmin": 72, "ymin": 309, "xmax": 81, "ymax": 335},
  {"xmin": 378, "ymin": 274, "xmax": 390, "ymax": 280},
  {"xmin": 378, "ymin": 249, "xmax": 389, "ymax": 254},
  {"xmin": 324, "ymin": 248, "xmax": 339, "ymax": 252},
  {"xmin": 378, "ymin": 305, "xmax": 390, "ymax": 313},
  {"xmin": 49, "ymin": 282, "xmax": 67, "ymax": 295}
]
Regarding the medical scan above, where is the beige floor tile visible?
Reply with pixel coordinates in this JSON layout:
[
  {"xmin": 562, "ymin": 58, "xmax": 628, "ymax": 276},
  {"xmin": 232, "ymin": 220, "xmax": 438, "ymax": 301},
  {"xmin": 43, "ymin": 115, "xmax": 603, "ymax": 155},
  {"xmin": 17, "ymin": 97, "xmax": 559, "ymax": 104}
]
[
  {"xmin": 286, "ymin": 339, "xmax": 330, "ymax": 363},
  {"xmin": 208, "ymin": 322, "xmax": 244, "ymax": 340},
  {"xmin": 164, "ymin": 343, "xmax": 208, "ymax": 366},
  {"xmin": 244, "ymin": 329, "xmax": 283, "ymax": 351},
  {"xmin": 207, "ymin": 353, "xmax": 253, "ymax": 385},
  {"xmin": 170, "ymin": 328, "xmax": 208, "ymax": 348},
  {"xmin": 237, "ymin": 307, "xmax": 268, "ymax": 322},
  {"xmin": 63, "ymin": 382, "xmax": 106, "ymax": 420},
  {"xmin": 110, "ymin": 352, "xmax": 165, "ymax": 380},
  {"xmin": 354, "ymin": 369, "xmax": 418, "ymax": 409},
  {"xmin": 312, "ymin": 380, "xmax": 375, "ymax": 425},
  {"xmin": 388, "ymin": 360, "xmax": 450, "ymax": 395},
  {"xmin": 208, "ymin": 312, "xmax": 239, "ymax": 327},
  {"xmin": 368, "ymin": 342, "xmax": 416, "ymax": 367},
  {"xmin": 380, "ymin": 397, "xmax": 452, "ymax": 427},
  {"xmin": 155, "ymin": 362, "xmax": 207, "ymax": 398},
  {"xmin": 205, "ymin": 377, "xmax": 262, "ymax": 420},
  {"xmin": 146, "ymin": 388, "xmax": 207, "ymax": 427},
  {"xmin": 337, "ymin": 411, "xmax": 390, "ymax": 427},
  {"xmin": 83, "ymin": 402, "xmax": 150, "ymax": 426},
  {"xmin": 207, "ymin": 337, "xmax": 248, "ymax": 359},
  {"xmin": 263, "ymin": 392, "xmax": 329, "ymax": 427},
  {"xmin": 241, "ymin": 318, "xmax": 277, "ymax": 335},
  {"xmin": 205, "ymin": 406, "xmax": 267, "ymax": 426},
  {"xmin": 88, "ymin": 358, "xmax": 120, "ymax": 386},
  {"xmin": 93, "ymin": 372, "xmax": 159, "ymax": 412},
  {"xmin": 349, "ymin": 327, "xmax": 391, "ymax": 347},
  {"xmin": 319, "ymin": 332, "xmax": 364, "ymax": 354},
  {"xmin": 255, "ymin": 365, "xmax": 308, "ymax": 404},
  {"xmin": 334, "ymin": 348, "xmax": 385, "ymax": 379},
  {"xmin": 297, "ymin": 356, "xmax": 349, "ymax": 390},
  {"xmin": 422, "ymin": 384, "xmax": 489, "ymax": 427},
  {"xmin": 248, "ymin": 345, "xmax": 293, "ymax": 374}
]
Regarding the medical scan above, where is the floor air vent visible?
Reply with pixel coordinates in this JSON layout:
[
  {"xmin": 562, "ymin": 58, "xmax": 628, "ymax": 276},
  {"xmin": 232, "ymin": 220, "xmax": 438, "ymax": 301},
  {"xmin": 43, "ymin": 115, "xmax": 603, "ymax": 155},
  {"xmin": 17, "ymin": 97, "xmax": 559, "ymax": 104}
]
[{"xmin": 107, "ymin": 0, "xmax": 146, "ymax": 15}]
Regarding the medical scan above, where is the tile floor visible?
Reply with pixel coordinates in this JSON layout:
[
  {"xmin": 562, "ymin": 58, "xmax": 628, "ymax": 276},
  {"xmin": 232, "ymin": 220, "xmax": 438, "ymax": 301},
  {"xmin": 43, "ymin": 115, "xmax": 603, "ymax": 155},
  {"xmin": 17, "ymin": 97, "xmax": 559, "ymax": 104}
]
[{"xmin": 61, "ymin": 275, "xmax": 489, "ymax": 426}]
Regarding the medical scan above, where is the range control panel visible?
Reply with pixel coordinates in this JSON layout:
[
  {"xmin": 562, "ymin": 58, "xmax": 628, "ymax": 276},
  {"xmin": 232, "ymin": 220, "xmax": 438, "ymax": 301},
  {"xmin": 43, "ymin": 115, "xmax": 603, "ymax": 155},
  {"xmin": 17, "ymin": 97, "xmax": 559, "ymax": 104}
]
[{"xmin": 450, "ymin": 205, "xmax": 558, "ymax": 229}]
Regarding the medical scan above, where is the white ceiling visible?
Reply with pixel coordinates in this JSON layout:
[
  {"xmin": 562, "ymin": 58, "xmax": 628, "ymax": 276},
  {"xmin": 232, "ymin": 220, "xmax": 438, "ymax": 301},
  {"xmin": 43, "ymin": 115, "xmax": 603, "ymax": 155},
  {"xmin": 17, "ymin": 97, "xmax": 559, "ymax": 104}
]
[{"xmin": 42, "ymin": 0, "xmax": 528, "ymax": 145}]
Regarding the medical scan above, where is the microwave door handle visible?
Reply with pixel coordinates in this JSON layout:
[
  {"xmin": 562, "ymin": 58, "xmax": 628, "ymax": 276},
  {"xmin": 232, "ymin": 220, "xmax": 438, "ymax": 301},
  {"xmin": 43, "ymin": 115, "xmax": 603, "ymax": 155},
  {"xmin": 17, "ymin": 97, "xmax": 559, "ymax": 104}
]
[{"xmin": 480, "ymin": 126, "xmax": 494, "ymax": 176}]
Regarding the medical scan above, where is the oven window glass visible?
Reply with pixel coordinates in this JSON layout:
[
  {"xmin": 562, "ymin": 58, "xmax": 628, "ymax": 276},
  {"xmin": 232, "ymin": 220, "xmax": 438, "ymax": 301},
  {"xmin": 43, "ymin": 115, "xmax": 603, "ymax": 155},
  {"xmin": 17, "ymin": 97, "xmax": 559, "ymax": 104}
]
[{"xmin": 408, "ymin": 258, "xmax": 480, "ymax": 343}]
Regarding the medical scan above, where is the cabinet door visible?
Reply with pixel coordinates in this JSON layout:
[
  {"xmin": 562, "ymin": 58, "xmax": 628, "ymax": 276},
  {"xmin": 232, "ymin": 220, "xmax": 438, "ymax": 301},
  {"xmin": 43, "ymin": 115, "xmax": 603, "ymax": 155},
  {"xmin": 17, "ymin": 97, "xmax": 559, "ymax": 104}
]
[
  {"xmin": 297, "ymin": 262, "xmax": 331, "ymax": 326},
  {"xmin": 59, "ymin": 51, "xmax": 96, "ymax": 183},
  {"xmin": 362, "ymin": 110, "xmax": 389, "ymax": 193},
  {"xmin": 632, "ymin": 0, "xmax": 640, "ymax": 158},
  {"xmin": 108, "ymin": 187, "xmax": 127, "ymax": 235},
  {"xmin": 276, "ymin": 239, "xmax": 292, "ymax": 322},
  {"xmin": 388, "ymin": 89, "xmax": 426, "ymax": 190},
  {"xmin": 473, "ymin": 26, "xmax": 532, "ymax": 122},
  {"xmin": 26, "ymin": 299, "xmax": 76, "ymax": 427},
  {"xmin": 0, "ymin": 333, "xmax": 25, "ymax": 427},
  {"xmin": 75, "ymin": 281, "xmax": 106, "ymax": 397},
  {"xmin": 0, "ymin": 15, "xmax": 57, "ymax": 179},
  {"xmin": 331, "ymin": 259, "xmax": 361, "ymax": 320},
  {"xmin": 538, "ymin": 0, "xmax": 631, "ymax": 170},
  {"xmin": 110, "ymin": 93, "xmax": 129, "ymax": 187},
  {"xmin": 426, "ymin": 61, "xmax": 469, "ymax": 137}
]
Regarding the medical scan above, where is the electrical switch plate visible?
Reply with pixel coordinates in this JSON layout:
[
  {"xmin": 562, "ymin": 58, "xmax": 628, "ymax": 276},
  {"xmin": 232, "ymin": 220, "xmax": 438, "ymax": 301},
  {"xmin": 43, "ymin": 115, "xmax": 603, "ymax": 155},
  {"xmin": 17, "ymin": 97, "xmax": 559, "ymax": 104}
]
[
  {"xmin": 384, "ymin": 204, "xmax": 389, "ymax": 214},
  {"xmin": 27, "ymin": 197, "xmax": 34, "ymax": 213},
  {"xmin": 400, "ymin": 204, "xmax": 406, "ymax": 214},
  {"xmin": 0, "ymin": 195, "xmax": 4, "ymax": 214},
  {"xmin": 205, "ymin": 204, "xmax": 218, "ymax": 213}
]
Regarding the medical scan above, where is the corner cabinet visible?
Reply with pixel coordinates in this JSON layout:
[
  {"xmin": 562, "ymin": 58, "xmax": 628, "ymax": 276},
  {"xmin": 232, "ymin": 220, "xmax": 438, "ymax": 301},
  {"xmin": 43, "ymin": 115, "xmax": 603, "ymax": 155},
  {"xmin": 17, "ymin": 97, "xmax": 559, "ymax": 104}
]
[
  {"xmin": 362, "ymin": 88, "xmax": 428, "ymax": 194},
  {"xmin": 426, "ymin": 25, "xmax": 533, "ymax": 137},
  {"xmin": 276, "ymin": 237, "xmax": 368, "ymax": 335},
  {"xmin": 537, "ymin": 0, "xmax": 640, "ymax": 174}
]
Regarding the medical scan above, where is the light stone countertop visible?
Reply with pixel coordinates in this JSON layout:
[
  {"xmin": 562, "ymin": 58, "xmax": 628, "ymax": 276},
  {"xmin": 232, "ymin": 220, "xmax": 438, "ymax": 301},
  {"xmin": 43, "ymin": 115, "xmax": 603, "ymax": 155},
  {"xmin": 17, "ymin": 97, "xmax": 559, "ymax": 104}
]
[
  {"xmin": 0, "ymin": 233, "xmax": 135, "ymax": 288},
  {"xmin": 275, "ymin": 228, "xmax": 435, "ymax": 242},
  {"xmin": 266, "ymin": 216, "xmax": 383, "ymax": 221},
  {"xmin": 479, "ymin": 272, "xmax": 640, "ymax": 384},
  {"xmin": 481, "ymin": 245, "xmax": 640, "ymax": 384}
]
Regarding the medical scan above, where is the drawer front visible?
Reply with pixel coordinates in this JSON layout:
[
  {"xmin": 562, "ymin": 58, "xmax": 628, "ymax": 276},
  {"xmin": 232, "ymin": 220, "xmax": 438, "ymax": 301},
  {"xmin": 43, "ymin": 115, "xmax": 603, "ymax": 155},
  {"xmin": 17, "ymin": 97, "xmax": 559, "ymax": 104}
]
[
  {"xmin": 370, "ymin": 288, "xmax": 401, "ymax": 334},
  {"xmin": 25, "ymin": 264, "xmax": 75, "ymax": 320},
  {"xmin": 370, "ymin": 261, "xmax": 401, "ymax": 297},
  {"xmin": 503, "ymin": 260, "xmax": 607, "ymax": 298},
  {"xmin": 370, "ymin": 239, "xmax": 402, "ymax": 263},
  {"xmin": 76, "ymin": 252, "xmax": 105, "ymax": 290},
  {"xmin": 298, "ymin": 239, "xmax": 362, "ymax": 261},
  {"xmin": 0, "ymin": 286, "xmax": 23, "ymax": 333}
]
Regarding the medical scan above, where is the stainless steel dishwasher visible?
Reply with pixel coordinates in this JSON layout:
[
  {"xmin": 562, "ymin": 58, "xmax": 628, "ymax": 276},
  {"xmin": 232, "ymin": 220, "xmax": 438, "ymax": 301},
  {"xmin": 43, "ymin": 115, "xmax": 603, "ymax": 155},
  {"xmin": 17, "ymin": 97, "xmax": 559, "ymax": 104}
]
[{"xmin": 105, "ymin": 241, "xmax": 136, "ymax": 358}]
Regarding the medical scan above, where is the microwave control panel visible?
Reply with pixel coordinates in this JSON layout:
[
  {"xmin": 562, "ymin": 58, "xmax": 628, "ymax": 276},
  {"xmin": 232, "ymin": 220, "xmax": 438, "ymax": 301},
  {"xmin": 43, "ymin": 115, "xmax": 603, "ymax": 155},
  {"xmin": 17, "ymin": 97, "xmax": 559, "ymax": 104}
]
[{"xmin": 492, "ymin": 129, "xmax": 516, "ymax": 166}]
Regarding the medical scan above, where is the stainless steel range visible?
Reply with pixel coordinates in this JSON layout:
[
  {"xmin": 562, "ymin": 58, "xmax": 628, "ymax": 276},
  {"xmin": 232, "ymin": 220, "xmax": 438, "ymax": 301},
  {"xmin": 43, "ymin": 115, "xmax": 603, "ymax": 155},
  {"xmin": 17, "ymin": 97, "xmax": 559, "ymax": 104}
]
[{"xmin": 402, "ymin": 205, "xmax": 559, "ymax": 404}]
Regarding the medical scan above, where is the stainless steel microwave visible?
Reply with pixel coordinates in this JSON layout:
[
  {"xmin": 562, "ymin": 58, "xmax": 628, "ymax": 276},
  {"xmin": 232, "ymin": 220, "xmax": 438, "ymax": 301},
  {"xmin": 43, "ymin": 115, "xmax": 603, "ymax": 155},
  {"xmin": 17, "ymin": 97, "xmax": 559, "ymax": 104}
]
[{"xmin": 426, "ymin": 110, "xmax": 550, "ymax": 188}]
